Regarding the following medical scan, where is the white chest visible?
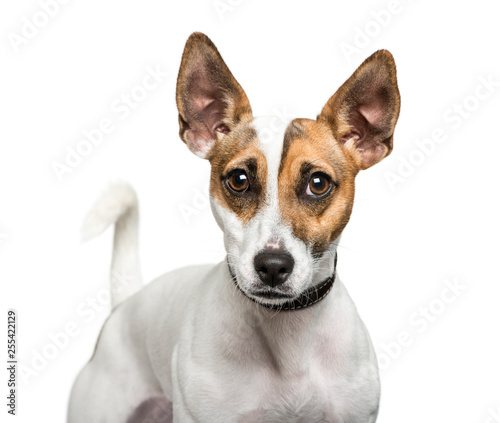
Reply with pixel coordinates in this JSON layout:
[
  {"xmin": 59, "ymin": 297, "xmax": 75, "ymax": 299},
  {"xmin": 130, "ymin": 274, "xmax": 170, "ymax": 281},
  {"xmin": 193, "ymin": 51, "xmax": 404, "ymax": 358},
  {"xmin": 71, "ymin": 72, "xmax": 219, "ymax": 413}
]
[{"xmin": 178, "ymin": 357, "xmax": 379, "ymax": 423}]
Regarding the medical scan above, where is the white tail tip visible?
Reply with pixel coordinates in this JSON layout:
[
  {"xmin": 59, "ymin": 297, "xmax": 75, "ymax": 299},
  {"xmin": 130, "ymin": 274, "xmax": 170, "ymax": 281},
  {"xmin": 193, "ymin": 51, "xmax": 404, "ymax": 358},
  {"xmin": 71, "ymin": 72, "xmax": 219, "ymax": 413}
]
[
  {"xmin": 81, "ymin": 182, "xmax": 138, "ymax": 243},
  {"xmin": 81, "ymin": 182, "xmax": 143, "ymax": 309}
]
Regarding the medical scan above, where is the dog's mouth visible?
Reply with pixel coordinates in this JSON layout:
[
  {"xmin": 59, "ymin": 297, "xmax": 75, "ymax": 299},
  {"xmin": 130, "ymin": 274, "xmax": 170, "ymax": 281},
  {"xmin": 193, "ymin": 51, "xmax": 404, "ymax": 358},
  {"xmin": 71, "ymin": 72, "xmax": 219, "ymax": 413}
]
[{"xmin": 228, "ymin": 260, "xmax": 299, "ymax": 304}]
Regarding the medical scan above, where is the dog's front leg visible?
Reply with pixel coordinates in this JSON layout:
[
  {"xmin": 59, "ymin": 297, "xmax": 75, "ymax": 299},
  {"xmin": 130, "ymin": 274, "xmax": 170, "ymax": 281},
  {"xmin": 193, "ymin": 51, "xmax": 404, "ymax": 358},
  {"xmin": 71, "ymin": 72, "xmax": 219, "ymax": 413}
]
[{"xmin": 170, "ymin": 345, "xmax": 199, "ymax": 423}]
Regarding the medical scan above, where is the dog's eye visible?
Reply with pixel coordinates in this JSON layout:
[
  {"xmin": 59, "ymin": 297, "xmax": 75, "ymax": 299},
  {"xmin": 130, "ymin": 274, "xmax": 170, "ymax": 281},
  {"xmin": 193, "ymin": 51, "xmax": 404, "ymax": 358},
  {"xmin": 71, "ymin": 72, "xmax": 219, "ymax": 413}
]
[
  {"xmin": 306, "ymin": 173, "xmax": 332, "ymax": 197},
  {"xmin": 226, "ymin": 170, "xmax": 250, "ymax": 193}
]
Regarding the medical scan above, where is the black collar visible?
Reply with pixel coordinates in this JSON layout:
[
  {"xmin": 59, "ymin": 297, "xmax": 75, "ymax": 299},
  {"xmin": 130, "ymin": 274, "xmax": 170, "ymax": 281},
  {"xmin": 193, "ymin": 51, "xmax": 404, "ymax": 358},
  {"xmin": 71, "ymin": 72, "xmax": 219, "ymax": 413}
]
[{"xmin": 229, "ymin": 253, "xmax": 337, "ymax": 311}]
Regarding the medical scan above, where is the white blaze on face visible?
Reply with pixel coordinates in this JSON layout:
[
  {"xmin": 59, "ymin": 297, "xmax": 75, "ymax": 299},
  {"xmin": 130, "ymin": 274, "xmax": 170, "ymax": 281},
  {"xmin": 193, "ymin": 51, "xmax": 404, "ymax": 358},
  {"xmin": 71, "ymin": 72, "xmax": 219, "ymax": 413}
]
[{"xmin": 210, "ymin": 117, "xmax": 337, "ymax": 302}]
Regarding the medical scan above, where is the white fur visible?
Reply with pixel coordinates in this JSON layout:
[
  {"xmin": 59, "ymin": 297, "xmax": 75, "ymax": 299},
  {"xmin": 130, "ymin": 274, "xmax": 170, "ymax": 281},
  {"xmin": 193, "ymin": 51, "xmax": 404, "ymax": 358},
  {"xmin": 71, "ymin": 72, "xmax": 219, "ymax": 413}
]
[
  {"xmin": 68, "ymin": 126, "xmax": 380, "ymax": 422},
  {"xmin": 81, "ymin": 181, "xmax": 142, "ymax": 309}
]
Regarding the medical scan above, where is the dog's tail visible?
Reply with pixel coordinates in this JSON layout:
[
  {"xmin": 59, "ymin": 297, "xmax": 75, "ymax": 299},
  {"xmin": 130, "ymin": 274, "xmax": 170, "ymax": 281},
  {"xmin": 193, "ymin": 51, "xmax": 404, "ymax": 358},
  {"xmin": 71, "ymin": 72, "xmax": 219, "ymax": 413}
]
[{"xmin": 81, "ymin": 182, "xmax": 143, "ymax": 309}]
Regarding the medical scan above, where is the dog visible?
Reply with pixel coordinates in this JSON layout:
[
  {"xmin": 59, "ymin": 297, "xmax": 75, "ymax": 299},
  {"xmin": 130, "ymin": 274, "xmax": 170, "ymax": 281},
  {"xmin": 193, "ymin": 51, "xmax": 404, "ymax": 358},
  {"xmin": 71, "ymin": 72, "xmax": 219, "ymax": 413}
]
[{"xmin": 68, "ymin": 32, "xmax": 400, "ymax": 423}]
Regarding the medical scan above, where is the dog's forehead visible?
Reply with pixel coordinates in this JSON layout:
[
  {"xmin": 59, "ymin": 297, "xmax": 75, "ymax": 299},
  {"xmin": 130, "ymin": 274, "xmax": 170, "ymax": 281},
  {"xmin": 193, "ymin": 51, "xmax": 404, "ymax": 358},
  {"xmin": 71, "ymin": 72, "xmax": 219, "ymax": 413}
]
[
  {"xmin": 252, "ymin": 116, "xmax": 291, "ymax": 177},
  {"xmin": 213, "ymin": 116, "xmax": 341, "ymax": 181},
  {"xmin": 253, "ymin": 117, "xmax": 342, "ymax": 180}
]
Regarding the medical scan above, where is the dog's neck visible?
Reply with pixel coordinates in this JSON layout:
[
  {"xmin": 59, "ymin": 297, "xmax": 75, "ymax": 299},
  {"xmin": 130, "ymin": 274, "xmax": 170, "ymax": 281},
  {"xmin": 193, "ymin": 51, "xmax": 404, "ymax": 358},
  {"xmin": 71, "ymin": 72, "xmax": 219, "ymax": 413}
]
[{"xmin": 217, "ymin": 252, "xmax": 343, "ymax": 377}]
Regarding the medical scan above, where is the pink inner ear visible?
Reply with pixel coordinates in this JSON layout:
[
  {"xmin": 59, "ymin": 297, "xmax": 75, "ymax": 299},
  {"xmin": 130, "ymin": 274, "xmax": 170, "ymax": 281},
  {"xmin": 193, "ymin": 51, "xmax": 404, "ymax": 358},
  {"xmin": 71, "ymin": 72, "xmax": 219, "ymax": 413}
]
[
  {"xmin": 358, "ymin": 101, "xmax": 385, "ymax": 127},
  {"xmin": 340, "ymin": 131, "xmax": 388, "ymax": 170},
  {"xmin": 342, "ymin": 96, "xmax": 392, "ymax": 169},
  {"xmin": 190, "ymin": 94, "xmax": 224, "ymax": 131},
  {"xmin": 184, "ymin": 96, "xmax": 228, "ymax": 157},
  {"xmin": 193, "ymin": 96, "xmax": 216, "ymax": 111},
  {"xmin": 180, "ymin": 66, "xmax": 229, "ymax": 157}
]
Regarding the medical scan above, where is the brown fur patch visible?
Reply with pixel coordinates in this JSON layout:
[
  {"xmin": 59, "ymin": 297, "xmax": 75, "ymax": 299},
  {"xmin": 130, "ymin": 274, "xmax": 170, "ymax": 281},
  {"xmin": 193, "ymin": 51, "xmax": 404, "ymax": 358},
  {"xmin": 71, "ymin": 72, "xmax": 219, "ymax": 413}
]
[
  {"xmin": 279, "ymin": 120, "xmax": 306, "ymax": 174},
  {"xmin": 209, "ymin": 120, "xmax": 268, "ymax": 223},
  {"xmin": 278, "ymin": 119, "xmax": 357, "ymax": 256}
]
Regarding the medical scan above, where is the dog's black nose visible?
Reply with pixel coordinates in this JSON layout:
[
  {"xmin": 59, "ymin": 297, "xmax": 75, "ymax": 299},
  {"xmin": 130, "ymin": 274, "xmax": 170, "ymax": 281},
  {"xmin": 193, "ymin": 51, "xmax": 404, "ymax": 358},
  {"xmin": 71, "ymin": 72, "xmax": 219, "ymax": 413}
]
[{"xmin": 254, "ymin": 251, "xmax": 295, "ymax": 287}]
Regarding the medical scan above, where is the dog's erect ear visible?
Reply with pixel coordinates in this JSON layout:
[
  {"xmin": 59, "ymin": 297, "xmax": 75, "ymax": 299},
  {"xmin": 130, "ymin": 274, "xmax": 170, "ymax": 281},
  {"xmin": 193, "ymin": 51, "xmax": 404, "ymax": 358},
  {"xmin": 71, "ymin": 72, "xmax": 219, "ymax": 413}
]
[
  {"xmin": 176, "ymin": 32, "xmax": 252, "ymax": 159},
  {"xmin": 318, "ymin": 50, "xmax": 400, "ymax": 171}
]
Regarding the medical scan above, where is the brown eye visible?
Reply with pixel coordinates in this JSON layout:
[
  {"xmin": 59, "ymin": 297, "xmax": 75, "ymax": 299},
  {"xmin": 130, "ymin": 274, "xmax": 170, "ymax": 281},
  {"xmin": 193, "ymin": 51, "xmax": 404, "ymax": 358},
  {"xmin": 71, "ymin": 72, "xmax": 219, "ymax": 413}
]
[
  {"xmin": 226, "ymin": 170, "xmax": 250, "ymax": 193},
  {"xmin": 307, "ymin": 173, "xmax": 331, "ymax": 196}
]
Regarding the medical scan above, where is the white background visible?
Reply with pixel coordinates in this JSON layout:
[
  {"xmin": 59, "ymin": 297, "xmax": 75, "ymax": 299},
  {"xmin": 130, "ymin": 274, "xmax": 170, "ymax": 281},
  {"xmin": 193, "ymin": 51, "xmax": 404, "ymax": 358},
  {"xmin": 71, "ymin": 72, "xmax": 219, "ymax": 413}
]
[{"xmin": 1, "ymin": 0, "xmax": 500, "ymax": 421}]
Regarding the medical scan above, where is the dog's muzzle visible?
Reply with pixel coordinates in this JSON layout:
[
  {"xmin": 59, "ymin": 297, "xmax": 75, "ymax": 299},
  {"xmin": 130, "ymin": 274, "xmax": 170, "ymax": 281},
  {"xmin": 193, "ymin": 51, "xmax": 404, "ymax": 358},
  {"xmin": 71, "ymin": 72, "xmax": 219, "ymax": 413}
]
[{"xmin": 228, "ymin": 252, "xmax": 337, "ymax": 311}]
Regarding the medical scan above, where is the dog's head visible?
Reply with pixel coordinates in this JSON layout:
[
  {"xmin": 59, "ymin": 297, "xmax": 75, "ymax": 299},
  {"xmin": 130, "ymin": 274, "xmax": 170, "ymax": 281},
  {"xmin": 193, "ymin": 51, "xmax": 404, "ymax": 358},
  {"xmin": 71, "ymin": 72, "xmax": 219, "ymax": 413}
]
[{"xmin": 176, "ymin": 33, "xmax": 400, "ymax": 306}]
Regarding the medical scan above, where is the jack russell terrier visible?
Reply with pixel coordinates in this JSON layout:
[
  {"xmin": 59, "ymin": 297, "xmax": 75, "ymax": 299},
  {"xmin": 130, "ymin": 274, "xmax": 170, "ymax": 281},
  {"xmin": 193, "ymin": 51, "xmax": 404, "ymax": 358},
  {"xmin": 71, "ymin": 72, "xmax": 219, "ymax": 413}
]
[{"xmin": 68, "ymin": 32, "xmax": 400, "ymax": 423}]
